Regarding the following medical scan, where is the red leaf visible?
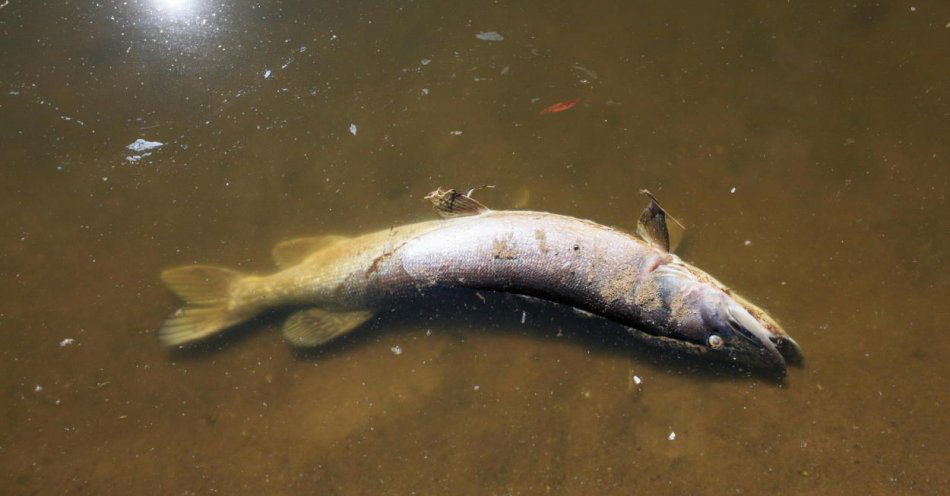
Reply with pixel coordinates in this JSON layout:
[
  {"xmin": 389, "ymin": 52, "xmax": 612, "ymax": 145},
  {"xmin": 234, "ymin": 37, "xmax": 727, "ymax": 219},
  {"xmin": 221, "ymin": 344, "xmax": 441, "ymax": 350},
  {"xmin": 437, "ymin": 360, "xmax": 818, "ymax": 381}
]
[{"xmin": 540, "ymin": 98, "xmax": 580, "ymax": 115}]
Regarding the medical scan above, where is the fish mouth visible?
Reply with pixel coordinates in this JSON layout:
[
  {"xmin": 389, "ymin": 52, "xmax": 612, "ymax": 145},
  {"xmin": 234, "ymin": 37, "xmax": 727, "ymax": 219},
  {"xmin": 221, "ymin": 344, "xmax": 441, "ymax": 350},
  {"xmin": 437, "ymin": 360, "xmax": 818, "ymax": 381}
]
[{"xmin": 726, "ymin": 305, "xmax": 801, "ymax": 372}]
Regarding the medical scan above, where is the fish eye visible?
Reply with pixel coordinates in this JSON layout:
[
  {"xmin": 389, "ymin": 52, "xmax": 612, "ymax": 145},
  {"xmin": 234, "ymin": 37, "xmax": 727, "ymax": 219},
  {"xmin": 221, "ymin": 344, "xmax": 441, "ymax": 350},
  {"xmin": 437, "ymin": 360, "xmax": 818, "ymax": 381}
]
[{"xmin": 707, "ymin": 334, "xmax": 724, "ymax": 349}]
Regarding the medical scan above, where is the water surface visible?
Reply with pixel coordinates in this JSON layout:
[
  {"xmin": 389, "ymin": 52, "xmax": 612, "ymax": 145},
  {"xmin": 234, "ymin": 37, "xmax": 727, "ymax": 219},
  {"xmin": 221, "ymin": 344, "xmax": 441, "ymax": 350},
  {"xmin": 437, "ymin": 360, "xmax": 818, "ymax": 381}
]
[{"xmin": 2, "ymin": 1, "xmax": 948, "ymax": 494}]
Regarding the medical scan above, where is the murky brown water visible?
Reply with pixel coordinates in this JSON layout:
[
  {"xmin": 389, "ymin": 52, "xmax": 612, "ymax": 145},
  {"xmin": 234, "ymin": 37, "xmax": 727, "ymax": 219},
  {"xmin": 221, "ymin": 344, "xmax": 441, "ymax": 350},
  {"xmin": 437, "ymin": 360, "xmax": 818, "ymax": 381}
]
[{"xmin": 2, "ymin": 1, "xmax": 948, "ymax": 494}]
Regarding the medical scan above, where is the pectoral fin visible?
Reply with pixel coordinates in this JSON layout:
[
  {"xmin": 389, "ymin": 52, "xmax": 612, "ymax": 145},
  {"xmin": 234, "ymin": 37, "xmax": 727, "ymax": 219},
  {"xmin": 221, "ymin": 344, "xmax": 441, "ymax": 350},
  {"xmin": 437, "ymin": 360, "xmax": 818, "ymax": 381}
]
[
  {"xmin": 424, "ymin": 187, "xmax": 490, "ymax": 218},
  {"xmin": 636, "ymin": 189, "xmax": 685, "ymax": 252},
  {"xmin": 281, "ymin": 308, "xmax": 374, "ymax": 347},
  {"xmin": 272, "ymin": 235, "xmax": 350, "ymax": 269}
]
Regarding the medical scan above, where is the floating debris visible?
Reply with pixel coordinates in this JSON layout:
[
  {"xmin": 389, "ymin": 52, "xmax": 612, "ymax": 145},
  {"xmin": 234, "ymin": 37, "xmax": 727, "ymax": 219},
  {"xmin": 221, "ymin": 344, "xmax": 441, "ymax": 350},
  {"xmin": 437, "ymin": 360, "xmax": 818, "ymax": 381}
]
[
  {"xmin": 500, "ymin": 65, "xmax": 510, "ymax": 76},
  {"xmin": 349, "ymin": 123, "xmax": 358, "ymax": 136},
  {"xmin": 421, "ymin": 88, "xmax": 430, "ymax": 96},
  {"xmin": 126, "ymin": 153, "xmax": 153, "ymax": 163},
  {"xmin": 744, "ymin": 240, "xmax": 752, "ymax": 246},
  {"xmin": 521, "ymin": 311, "xmax": 527, "ymax": 324},
  {"xmin": 633, "ymin": 375, "xmax": 642, "ymax": 385},
  {"xmin": 59, "ymin": 338, "xmax": 76, "ymax": 347},
  {"xmin": 34, "ymin": 385, "xmax": 43, "ymax": 392},
  {"xmin": 421, "ymin": 58, "xmax": 432, "ymax": 66},
  {"xmin": 540, "ymin": 98, "xmax": 580, "ymax": 115},
  {"xmin": 449, "ymin": 130, "xmax": 463, "ymax": 136},
  {"xmin": 126, "ymin": 138, "xmax": 163, "ymax": 153},
  {"xmin": 730, "ymin": 186, "xmax": 736, "ymax": 193},
  {"xmin": 390, "ymin": 345, "xmax": 402, "ymax": 355},
  {"xmin": 475, "ymin": 31, "xmax": 504, "ymax": 41},
  {"xmin": 263, "ymin": 69, "xmax": 272, "ymax": 79},
  {"xmin": 572, "ymin": 65, "xmax": 598, "ymax": 80},
  {"xmin": 668, "ymin": 431, "xmax": 676, "ymax": 441},
  {"xmin": 473, "ymin": 385, "xmax": 480, "ymax": 391}
]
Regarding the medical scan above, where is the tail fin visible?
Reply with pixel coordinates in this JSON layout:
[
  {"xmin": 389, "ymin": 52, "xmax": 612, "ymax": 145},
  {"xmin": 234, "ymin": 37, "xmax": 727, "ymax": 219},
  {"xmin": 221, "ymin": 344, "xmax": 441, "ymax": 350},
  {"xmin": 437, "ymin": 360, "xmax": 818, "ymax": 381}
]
[{"xmin": 159, "ymin": 265, "xmax": 251, "ymax": 346}]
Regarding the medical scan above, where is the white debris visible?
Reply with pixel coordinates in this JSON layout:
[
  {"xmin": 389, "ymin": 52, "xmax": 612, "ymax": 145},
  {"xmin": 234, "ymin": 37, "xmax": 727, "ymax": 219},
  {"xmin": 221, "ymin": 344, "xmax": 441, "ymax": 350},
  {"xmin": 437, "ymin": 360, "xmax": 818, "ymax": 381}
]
[
  {"xmin": 500, "ymin": 65, "xmax": 510, "ymax": 76},
  {"xmin": 390, "ymin": 345, "xmax": 402, "ymax": 355},
  {"xmin": 421, "ymin": 58, "xmax": 431, "ymax": 66},
  {"xmin": 730, "ymin": 186, "xmax": 736, "ymax": 193},
  {"xmin": 421, "ymin": 88, "xmax": 430, "ymax": 96},
  {"xmin": 473, "ymin": 385, "xmax": 480, "ymax": 391},
  {"xmin": 475, "ymin": 31, "xmax": 504, "ymax": 41},
  {"xmin": 34, "ymin": 385, "xmax": 43, "ymax": 392},
  {"xmin": 744, "ymin": 240, "xmax": 752, "ymax": 246},
  {"xmin": 59, "ymin": 338, "xmax": 76, "ymax": 347},
  {"xmin": 668, "ymin": 431, "xmax": 676, "ymax": 441},
  {"xmin": 348, "ymin": 123, "xmax": 358, "ymax": 136},
  {"xmin": 521, "ymin": 311, "xmax": 526, "ymax": 324},
  {"xmin": 126, "ymin": 152, "xmax": 153, "ymax": 163},
  {"xmin": 263, "ymin": 69, "xmax": 272, "ymax": 78},
  {"xmin": 450, "ymin": 130, "xmax": 463, "ymax": 135},
  {"xmin": 633, "ymin": 375, "xmax": 642, "ymax": 385},
  {"xmin": 126, "ymin": 138, "xmax": 163, "ymax": 153}
]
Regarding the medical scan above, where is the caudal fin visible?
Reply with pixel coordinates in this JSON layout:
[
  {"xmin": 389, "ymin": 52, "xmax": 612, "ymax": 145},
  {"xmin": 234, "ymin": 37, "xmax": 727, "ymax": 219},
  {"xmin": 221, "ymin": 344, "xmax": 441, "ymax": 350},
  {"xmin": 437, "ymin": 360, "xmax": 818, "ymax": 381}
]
[{"xmin": 159, "ymin": 265, "xmax": 251, "ymax": 346}]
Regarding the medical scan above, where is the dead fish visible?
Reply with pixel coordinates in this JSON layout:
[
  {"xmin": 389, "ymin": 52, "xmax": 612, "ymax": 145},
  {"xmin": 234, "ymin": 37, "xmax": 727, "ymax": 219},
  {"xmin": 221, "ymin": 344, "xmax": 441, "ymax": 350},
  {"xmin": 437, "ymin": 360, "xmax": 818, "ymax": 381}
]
[{"xmin": 159, "ymin": 188, "xmax": 803, "ymax": 372}]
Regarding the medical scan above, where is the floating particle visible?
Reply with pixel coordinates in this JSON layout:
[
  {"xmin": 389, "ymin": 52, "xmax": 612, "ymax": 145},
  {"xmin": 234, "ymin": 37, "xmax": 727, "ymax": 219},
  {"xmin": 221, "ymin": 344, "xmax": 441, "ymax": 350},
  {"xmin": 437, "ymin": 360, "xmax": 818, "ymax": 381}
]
[
  {"xmin": 473, "ymin": 385, "xmax": 480, "ymax": 391},
  {"xmin": 572, "ymin": 65, "xmax": 598, "ymax": 80},
  {"xmin": 540, "ymin": 98, "xmax": 580, "ymax": 114},
  {"xmin": 668, "ymin": 431, "xmax": 676, "ymax": 441},
  {"xmin": 730, "ymin": 186, "xmax": 736, "ymax": 193},
  {"xmin": 34, "ymin": 385, "xmax": 43, "ymax": 392},
  {"xmin": 349, "ymin": 123, "xmax": 358, "ymax": 136},
  {"xmin": 59, "ymin": 338, "xmax": 76, "ymax": 347},
  {"xmin": 421, "ymin": 58, "xmax": 431, "ymax": 65},
  {"xmin": 475, "ymin": 31, "xmax": 504, "ymax": 41},
  {"xmin": 390, "ymin": 345, "xmax": 402, "ymax": 355},
  {"xmin": 263, "ymin": 69, "xmax": 272, "ymax": 78},
  {"xmin": 126, "ymin": 138, "xmax": 163, "ymax": 153},
  {"xmin": 633, "ymin": 375, "xmax": 642, "ymax": 385},
  {"xmin": 521, "ymin": 311, "xmax": 526, "ymax": 324},
  {"xmin": 744, "ymin": 240, "xmax": 752, "ymax": 246},
  {"xmin": 450, "ymin": 130, "xmax": 463, "ymax": 135}
]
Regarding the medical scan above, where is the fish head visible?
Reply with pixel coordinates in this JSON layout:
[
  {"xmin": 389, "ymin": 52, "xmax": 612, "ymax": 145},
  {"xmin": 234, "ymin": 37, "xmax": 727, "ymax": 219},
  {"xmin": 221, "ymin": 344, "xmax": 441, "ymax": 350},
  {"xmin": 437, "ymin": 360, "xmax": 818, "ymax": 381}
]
[{"xmin": 643, "ymin": 261, "xmax": 803, "ymax": 373}]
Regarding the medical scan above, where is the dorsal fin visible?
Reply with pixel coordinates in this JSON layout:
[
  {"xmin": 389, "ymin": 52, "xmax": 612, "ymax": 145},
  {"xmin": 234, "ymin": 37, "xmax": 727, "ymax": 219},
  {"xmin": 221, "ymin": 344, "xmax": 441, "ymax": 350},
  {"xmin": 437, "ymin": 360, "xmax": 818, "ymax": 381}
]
[
  {"xmin": 272, "ymin": 235, "xmax": 350, "ymax": 269},
  {"xmin": 424, "ymin": 187, "xmax": 490, "ymax": 218},
  {"xmin": 636, "ymin": 190, "xmax": 685, "ymax": 252}
]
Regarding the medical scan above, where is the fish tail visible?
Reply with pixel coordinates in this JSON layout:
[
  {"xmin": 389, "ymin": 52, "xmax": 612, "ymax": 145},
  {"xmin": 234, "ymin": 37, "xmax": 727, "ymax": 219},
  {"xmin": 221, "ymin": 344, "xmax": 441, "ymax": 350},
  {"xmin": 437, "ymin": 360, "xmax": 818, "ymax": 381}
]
[{"xmin": 159, "ymin": 265, "xmax": 254, "ymax": 346}]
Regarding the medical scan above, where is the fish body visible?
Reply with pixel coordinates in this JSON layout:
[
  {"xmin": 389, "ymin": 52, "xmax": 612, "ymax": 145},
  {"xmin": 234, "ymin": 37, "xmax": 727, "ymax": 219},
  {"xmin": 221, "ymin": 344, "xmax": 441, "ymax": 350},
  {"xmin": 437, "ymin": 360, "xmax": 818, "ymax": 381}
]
[{"xmin": 160, "ymin": 190, "xmax": 802, "ymax": 372}]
